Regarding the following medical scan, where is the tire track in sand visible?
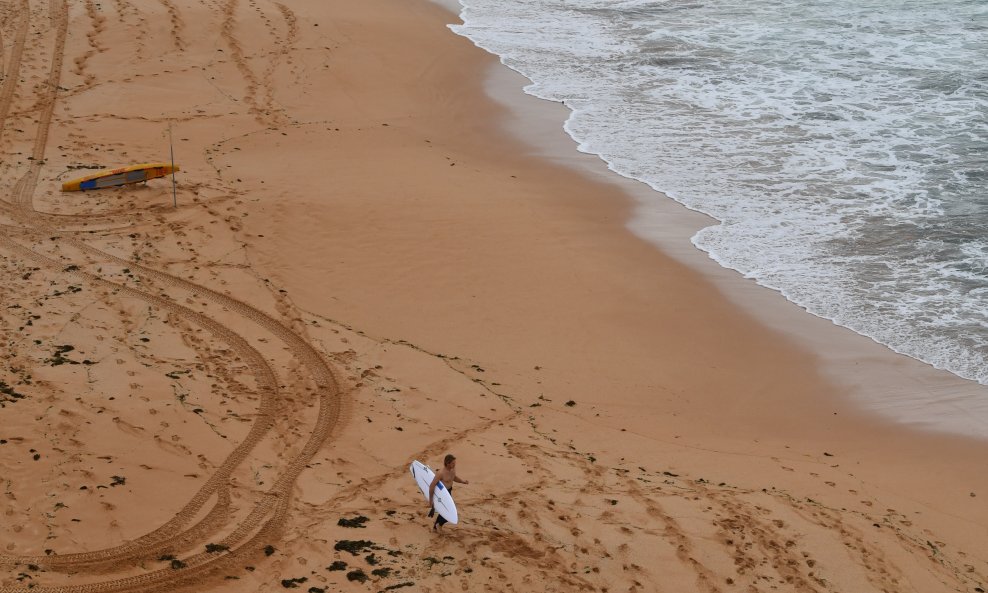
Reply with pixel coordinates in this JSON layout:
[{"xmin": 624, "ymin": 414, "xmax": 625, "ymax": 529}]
[
  {"xmin": 1, "ymin": 71, "xmax": 339, "ymax": 583},
  {"xmin": 0, "ymin": 231, "xmax": 282, "ymax": 566},
  {"xmin": 0, "ymin": 227, "xmax": 342, "ymax": 591},
  {"xmin": 0, "ymin": 0, "xmax": 196, "ymax": 239},
  {"xmin": 0, "ymin": 203, "xmax": 338, "ymax": 590},
  {"xmin": 7, "ymin": 0, "xmax": 67, "ymax": 222},
  {"xmin": 0, "ymin": 0, "xmax": 345, "ymax": 589},
  {"xmin": 0, "ymin": 0, "xmax": 31, "ymax": 147}
]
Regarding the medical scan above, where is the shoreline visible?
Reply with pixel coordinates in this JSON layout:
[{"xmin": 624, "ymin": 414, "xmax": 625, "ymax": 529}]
[{"xmin": 466, "ymin": 21, "xmax": 988, "ymax": 443}]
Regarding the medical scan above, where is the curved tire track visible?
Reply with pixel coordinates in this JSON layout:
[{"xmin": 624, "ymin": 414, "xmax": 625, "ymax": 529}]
[
  {"xmin": 0, "ymin": 1, "xmax": 345, "ymax": 590},
  {"xmin": 0, "ymin": 0, "xmax": 31, "ymax": 147}
]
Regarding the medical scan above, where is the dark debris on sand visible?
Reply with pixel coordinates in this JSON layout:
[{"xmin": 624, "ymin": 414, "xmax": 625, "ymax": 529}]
[
  {"xmin": 337, "ymin": 515, "xmax": 370, "ymax": 528},
  {"xmin": 281, "ymin": 576, "xmax": 308, "ymax": 588},
  {"xmin": 346, "ymin": 569, "xmax": 368, "ymax": 583},
  {"xmin": 334, "ymin": 540, "xmax": 380, "ymax": 556},
  {"xmin": 0, "ymin": 380, "xmax": 26, "ymax": 406}
]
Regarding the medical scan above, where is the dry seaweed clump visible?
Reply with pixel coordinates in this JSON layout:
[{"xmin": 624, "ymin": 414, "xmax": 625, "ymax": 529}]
[
  {"xmin": 46, "ymin": 345, "xmax": 80, "ymax": 366},
  {"xmin": 0, "ymin": 380, "xmax": 26, "ymax": 406},
  {"xmin": 337, "ymin": 515, "xmax": 369, "ymax": 528},
  {"xmin": 333, "ymin": 540, "xmax": 378, "ymax": 556},
  {"xmin": 345, "ymin": 569, "xmax": 367, "ymax": 583}
]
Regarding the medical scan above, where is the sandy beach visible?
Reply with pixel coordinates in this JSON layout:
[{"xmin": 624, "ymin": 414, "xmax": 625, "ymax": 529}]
[{"xmin": 1, "ymin": 0, "xmax": 986, "ymax": 592}]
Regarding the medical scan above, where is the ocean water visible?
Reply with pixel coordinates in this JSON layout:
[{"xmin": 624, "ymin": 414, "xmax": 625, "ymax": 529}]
[{"xmin": 449, "ymin": 0, "xmax": 988, "ymax": 385}]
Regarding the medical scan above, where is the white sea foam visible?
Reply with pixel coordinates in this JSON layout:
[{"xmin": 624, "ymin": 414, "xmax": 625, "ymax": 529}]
[{"xmin": 450, "ymin": 0, "xmax": 988, "ymax": 388}]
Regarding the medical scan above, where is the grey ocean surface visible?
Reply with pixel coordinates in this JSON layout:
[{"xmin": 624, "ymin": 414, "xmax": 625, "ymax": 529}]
[{"xmin": 449, "ymin": 0, "xmax": 988, "ymax": 386}]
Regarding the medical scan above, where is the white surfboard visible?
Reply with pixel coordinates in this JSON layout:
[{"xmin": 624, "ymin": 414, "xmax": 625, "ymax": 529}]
[{"xmin": 410, "ymin": 460, "xmax": 458, "ymax": 524}]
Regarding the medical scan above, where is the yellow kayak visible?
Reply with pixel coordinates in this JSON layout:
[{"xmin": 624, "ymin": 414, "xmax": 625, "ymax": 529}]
[{"xmin": 61, "ymin": 162, "xmax": 179, "ymax": 192}]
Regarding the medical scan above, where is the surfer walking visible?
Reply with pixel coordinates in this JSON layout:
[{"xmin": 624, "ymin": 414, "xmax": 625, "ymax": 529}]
[{"xmin": 429, "ymin": 454, "xmax": 468, "ymax": 532}]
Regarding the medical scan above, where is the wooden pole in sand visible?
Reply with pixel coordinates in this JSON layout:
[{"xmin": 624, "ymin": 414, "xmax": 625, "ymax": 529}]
[{"xmin": 168, "ymin": 122, "xmax": 177, "ymax": 208}]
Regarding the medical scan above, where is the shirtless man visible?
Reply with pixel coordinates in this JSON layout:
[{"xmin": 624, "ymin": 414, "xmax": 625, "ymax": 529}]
[{"xmin": 428, "ymin": 454, "xmax": 468, "ymax": 532}]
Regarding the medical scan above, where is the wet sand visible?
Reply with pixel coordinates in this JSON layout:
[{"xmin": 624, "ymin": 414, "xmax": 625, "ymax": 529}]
[{"xmin": 0, "ymin": 0, "xmax": 985, "ymax": 592}]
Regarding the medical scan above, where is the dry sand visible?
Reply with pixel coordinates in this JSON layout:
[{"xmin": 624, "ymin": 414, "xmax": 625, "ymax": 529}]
[{"xmin": 1, "ymin": 0, "xmax": 986, "ymax": 592}]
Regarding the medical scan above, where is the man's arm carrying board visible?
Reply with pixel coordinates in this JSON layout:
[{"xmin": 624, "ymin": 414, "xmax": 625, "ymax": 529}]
[{"xmin": 410, "ymin": 460, "xmax": 458, "ymax": 524}]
